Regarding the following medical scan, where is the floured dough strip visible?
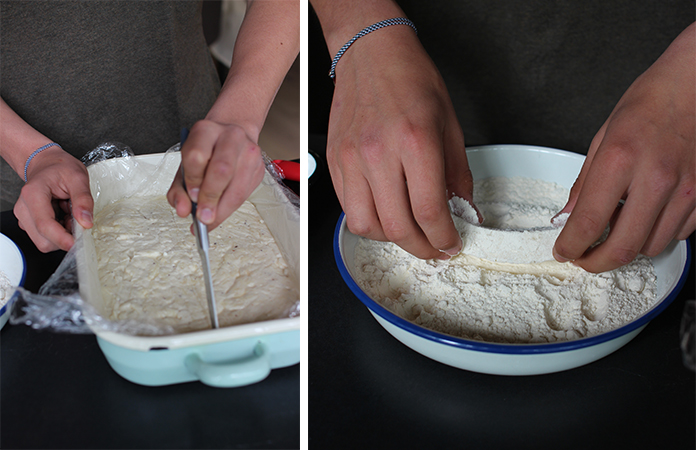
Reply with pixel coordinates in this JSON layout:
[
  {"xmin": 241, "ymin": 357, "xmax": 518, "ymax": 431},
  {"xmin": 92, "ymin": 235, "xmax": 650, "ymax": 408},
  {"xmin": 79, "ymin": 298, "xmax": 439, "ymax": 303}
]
[
  {"xmin": 450, "ymin": 196, "xmax": 567, "ymax": 265},
  {"xmin": 448, "ymin": 253, "xmax": 581, "ymax": 281}
]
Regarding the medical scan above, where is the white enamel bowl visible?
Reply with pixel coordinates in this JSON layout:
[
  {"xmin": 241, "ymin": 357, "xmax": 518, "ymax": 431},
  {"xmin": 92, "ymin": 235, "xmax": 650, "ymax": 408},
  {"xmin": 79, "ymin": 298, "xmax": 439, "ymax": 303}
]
[
  {"xmin": 334, "ymin": 145, "xmax": 691, "ymax": 376},
  {"xmin": 0, "ymin": 233, "xmax": 26, "ymax": 330}
]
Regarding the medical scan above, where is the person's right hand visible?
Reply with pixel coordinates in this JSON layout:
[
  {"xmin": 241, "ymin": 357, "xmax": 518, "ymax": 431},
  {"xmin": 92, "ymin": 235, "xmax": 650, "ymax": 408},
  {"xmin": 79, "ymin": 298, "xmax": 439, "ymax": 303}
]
[
  {"xmin": 167, "ymin": 120, "xmax": 265, "ymax": 231},
  {"xmin": 14, "ymin": 146, "xmax": 94, "ymax": 252},
  {"xmin": 327, "ymin": 24, "xmax": 474, "ymax": 260}
]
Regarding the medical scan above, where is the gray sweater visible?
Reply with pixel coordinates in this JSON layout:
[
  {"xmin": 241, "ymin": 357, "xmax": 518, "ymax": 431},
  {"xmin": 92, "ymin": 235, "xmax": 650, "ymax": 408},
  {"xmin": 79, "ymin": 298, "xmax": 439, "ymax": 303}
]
[{"xmin": 1, "ymin": 0, "xmax": 220, "ymax": 210}]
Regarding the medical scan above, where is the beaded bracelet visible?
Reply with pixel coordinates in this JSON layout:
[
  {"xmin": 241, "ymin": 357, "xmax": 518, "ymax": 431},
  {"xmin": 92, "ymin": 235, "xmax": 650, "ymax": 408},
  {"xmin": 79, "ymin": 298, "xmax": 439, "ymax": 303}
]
[
  {"xmin": 329, "ymin": 17, "xmax": 417, "ymax": 80},
  {"xmin": 24, "ymin": 142, "xmax": 62, "ymax": 182}
]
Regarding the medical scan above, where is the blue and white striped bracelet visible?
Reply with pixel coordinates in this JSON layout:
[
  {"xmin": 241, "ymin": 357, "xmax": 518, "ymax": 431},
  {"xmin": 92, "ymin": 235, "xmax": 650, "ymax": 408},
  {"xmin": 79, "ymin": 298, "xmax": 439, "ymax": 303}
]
[
  {"xmin": 328, "ymin": 17, "xmax": 417, "ymax": 80},
  {"xmin": 24, "ymin": 142, "xmax": 62, "ymax": 182}
]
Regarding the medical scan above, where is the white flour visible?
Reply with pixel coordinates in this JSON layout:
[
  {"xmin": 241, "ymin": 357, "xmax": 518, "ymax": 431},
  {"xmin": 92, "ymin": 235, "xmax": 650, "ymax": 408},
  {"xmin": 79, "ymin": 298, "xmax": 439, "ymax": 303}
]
[
  {"xmin": 0, "ymin": 269, "xmax": 13, "ymax": 305},
  {"xmin": 353, "ymin": 177, "xmax": 658, "ymax": 344}
]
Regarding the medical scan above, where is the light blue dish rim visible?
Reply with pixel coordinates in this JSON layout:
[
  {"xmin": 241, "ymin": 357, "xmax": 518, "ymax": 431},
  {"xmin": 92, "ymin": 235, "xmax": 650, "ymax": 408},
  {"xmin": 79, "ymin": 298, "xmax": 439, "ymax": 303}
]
[
  {"xmin": 333, "ymin": 212, "xmax": 691, "ymax": 355},
  {"xmin": 0, "ymin": 234, "xmax": 27, "ymax": 316}
]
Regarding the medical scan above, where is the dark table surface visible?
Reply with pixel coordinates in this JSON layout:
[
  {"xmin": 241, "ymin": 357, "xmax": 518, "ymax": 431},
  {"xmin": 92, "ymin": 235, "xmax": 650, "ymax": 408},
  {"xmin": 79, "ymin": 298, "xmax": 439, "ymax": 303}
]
[
  {"xmin": 1, "ymin": 206, "xmax": 299, "ymax": 448},
  {"xmin": 308, "ymin": 134, "xmax": 695, "ymax": 450}
]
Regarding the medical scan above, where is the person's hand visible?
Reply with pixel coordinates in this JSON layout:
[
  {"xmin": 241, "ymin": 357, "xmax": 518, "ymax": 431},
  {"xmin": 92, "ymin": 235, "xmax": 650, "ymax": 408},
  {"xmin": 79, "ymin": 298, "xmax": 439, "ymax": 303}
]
[
  {"xmin": 553, "ymin": 23, "xmax": 695, "ymax": 273},
  {"xmin": 14, "ymin": 147, "xmax": 94, "ymax": 252},
  {"xmin": 327, "ymin": 25, "xmax": 475, "ymax": 260},
  {"xmin": 167, "ymin": 120, "xmax": 265, "ymax": 230}
]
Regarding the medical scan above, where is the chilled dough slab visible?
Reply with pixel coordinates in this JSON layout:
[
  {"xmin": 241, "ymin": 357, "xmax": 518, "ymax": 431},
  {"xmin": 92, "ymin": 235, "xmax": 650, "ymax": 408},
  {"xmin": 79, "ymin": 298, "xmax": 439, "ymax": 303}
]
[{"xmin": 92, "ymin": 195, "xmax": 298, "ymax": 333}]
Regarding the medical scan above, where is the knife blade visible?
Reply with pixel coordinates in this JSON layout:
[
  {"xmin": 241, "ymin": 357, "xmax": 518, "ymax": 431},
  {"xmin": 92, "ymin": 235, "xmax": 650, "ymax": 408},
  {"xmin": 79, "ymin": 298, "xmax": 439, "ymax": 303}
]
[{"xmin": 180, "ymin": 128, "xmax": 219, "ymax": 329}]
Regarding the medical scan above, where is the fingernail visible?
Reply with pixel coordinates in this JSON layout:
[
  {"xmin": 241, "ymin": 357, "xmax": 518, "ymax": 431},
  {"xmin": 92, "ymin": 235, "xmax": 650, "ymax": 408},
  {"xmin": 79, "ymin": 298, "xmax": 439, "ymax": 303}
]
[
  {"xmin": 553, "ymin": 248, "xmax": 571, "ymax": 263},
  {"xmin": 551, "ymin": 212, "xmax": 570, "ymax": 227},
  {"xmin": 199, "ymin": 208, "xmax": 214, "ymax": 224},
  {"xmin": 189, "ymin": 188, "xmax": 199, "ymax": 202},
  {"xmin": 81, "ymin": 210, "xmax": 93, "ymax": 225},
  {"xmin": 175, "ymin": 200, "xmax": 187, "ymax": 217},
  {"xmin": 439, "ymin": 242, "xmax": 462, "ymax": 259},
  {"xmin": 473, "ymin": 205, "xmax": 484, "ymax": 224}
]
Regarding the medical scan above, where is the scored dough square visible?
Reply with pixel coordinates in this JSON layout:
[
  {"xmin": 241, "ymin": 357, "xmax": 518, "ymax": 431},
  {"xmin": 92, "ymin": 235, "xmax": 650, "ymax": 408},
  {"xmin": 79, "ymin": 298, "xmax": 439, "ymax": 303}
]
[{"xmin": 92, "ymin": 195, "xmax": 298, "ymax": 333}]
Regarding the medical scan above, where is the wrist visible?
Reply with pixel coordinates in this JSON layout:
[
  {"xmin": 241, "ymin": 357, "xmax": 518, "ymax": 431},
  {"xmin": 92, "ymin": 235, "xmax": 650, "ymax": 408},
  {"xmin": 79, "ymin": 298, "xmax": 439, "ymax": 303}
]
[
  {"xmin": 5, "ymin": 138, "xmax": 52, "ymax": 177},
  {"xmin": 332, "ymin": 23, "xmax": 429, "ymax": 84},
  {"xmin": 24, "ymin": 144, "xmax": 68, "ymax": 182},
  {"xmin": 0, "ymin": 98, "xmax": 57, "ymax": 176},
  {"xmin": 206, "ymin": 71, "xmax": 273, "ymax": 144},
  {"xmin": 5, "ymin": 136, "xmax": 55, "ymax": 179},
  {"xmin": 329, "ymin": 18, "xmax": 417, "ymax": 80},
  {"xmin": 313, "ymin": 0, "xmax": 406, "ymax": 55},
  {"xmin": 24, "ymin": 142, "xmax": 63, "ymax": 182},
  {"xmin": 203, "ymin": 113, "xmax": 262, "ymax": 144}
]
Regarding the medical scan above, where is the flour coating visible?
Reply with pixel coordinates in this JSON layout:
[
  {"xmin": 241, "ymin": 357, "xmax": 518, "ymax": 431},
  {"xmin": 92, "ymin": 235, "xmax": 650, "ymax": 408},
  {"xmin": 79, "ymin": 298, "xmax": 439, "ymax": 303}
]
[
  {"xmin": 353, "ymin": 177, "xmax": 658, "ymax": 343},
  {"xmin": 0, "ymin": 269, "xmax": 12, "ymax": 305},
  {"xmin": 92, "ymin": 195, "xmax": 298, "ymax": 333}
]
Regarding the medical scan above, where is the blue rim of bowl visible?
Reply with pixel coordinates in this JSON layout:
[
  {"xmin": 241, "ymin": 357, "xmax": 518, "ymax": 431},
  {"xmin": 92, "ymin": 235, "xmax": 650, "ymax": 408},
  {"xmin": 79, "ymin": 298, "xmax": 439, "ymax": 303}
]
[
  {"xmin": 333, "ymin": 212, "xmax": 691, "ymax": 355},
  {"xmin": 0, "ymin": 235, "xmax": 27, "ymax": 316}
]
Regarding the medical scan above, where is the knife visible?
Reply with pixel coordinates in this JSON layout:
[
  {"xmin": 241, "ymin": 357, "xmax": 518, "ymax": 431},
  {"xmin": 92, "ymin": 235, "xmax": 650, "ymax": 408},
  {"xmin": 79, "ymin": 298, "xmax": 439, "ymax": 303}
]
[{"xmin": 180, "ymin": 128, "xmax": 219, "ymax": 329}]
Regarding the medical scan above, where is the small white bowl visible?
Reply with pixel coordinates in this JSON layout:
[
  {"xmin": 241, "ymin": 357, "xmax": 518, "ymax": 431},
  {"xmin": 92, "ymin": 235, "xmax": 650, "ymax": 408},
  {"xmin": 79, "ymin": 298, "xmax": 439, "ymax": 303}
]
[
  {"xmin": 0, "ymin": 233, "xmax": 27, "ymax": 330},
  {"xmin": 334, "ymin": 144, "xmax": 692, "ymax": 376}
]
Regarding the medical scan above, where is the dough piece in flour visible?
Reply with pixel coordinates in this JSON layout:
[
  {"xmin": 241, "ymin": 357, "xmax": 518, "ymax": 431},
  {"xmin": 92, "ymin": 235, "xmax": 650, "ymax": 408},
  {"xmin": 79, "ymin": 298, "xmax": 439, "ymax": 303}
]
[
  {"xmin": 354, "ymin": 176, "xmax": 658, "ymax": 344},
  {"xmin": 449, "ymin": 195, "xmax": 564, "ymax": 264}
]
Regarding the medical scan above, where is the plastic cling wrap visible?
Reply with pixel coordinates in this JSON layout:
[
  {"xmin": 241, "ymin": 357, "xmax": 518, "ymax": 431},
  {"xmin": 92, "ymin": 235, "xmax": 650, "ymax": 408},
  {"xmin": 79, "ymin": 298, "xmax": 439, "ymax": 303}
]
[{"xmin": 12, "ymin": 143, "xmax": 300, "ymax": 335}]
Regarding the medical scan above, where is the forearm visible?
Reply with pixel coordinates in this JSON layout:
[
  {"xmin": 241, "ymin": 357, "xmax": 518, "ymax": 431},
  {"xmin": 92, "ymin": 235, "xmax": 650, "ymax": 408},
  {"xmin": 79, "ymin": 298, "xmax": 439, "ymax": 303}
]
[
  {"xmin": 656, "ymin": 22, "xmax": 695, "ymax": 118},
  {"xmin": 206, "ymin": 0, "xmax": 299, "ymax": 142},
  {"xmin": 310, "ymin": 0, "xmax": 406, "ymax": 55},
  {"xmin": 0, "ymin": 97, "xmax": 54, "ymax": 177}
]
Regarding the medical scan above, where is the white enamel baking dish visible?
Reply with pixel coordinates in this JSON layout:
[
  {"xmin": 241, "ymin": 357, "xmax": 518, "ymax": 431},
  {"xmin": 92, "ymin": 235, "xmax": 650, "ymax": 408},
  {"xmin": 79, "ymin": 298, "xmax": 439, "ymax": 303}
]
[
  {"xmin": 75, "ymin": 152, "xmax": 300, "ymax": 387},
  {"xmin": 335, "ymin": 145, "xmax": 691, "ymax": 376}
]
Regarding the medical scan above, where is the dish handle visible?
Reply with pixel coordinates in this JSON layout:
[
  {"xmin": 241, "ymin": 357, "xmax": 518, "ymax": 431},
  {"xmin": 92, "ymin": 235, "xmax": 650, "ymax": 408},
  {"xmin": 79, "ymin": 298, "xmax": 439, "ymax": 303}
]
[{"xmin": 184, "ymin": 341, "xmax": 271, "ymax": 388}]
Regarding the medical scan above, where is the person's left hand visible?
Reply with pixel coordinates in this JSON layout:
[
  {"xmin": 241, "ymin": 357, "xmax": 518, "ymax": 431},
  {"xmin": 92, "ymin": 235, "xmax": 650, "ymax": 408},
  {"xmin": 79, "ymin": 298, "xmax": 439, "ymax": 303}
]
[
  {"xmin": 14, "ymin": 146, "xmax": 94, "ymax": 252},
  {"xmin": 167, "ymin": 120, "xmax": 265, "ymax": 230},
  {"xmin": 553, "ymin": 23, "xmax": 695, "ymax": 273}
]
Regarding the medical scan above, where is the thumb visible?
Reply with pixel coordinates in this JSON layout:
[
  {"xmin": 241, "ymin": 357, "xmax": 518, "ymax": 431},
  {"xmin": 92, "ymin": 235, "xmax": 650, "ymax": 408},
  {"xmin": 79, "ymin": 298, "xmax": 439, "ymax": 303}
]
[
  {"xmin": 444, "ymin": 142, "xmax": 482, "ymax": 223},
  {"xmin": 553, "ymin": 121, "xmax": 608, "ymax": 222},
  {"xmin": 441, "ymin": 109, "xmax": 491, "ymax": 223},
  {"xmin": 68, "ymin": 178, "xmax": 94, "ymax": 230}
]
